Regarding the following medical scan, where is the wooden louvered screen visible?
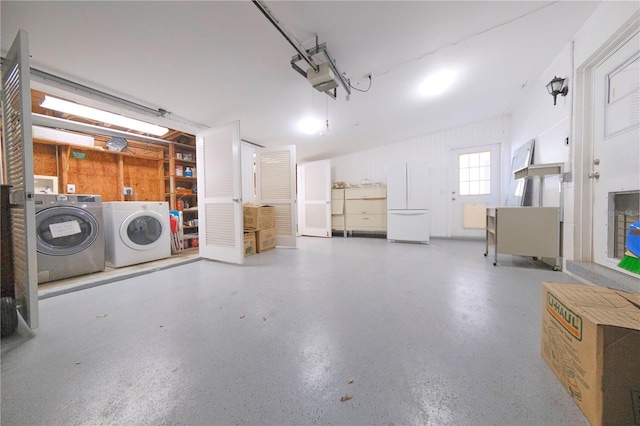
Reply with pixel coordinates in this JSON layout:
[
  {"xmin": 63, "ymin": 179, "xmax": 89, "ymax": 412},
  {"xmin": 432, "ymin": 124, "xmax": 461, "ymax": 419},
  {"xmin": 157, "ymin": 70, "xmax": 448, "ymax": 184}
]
[{"xmin": 1, "ymin": 30, "xmax": 39, "ymax": 328}]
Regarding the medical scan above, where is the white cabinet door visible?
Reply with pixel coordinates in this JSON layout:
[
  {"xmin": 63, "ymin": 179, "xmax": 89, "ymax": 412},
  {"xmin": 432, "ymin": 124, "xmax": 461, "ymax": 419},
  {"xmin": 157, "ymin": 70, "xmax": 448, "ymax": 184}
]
[{"xmin": 196, "ymin": 121, "xmax": 244, "ymax": 264}]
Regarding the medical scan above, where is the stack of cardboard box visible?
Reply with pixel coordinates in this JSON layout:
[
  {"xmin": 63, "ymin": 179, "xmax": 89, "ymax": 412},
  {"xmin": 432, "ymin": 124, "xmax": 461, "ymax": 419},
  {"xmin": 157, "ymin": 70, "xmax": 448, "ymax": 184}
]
[{"xmin": 243, "ymin": 203, "xmax": 276, "ymax": 256}]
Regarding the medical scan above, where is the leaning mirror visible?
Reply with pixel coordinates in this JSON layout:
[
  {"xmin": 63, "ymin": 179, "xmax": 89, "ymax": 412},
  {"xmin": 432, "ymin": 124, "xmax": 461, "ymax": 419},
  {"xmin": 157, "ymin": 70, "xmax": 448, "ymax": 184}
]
[{"xmin": 505, "ymin": 140, "xmax": 534, "ymax": 206}]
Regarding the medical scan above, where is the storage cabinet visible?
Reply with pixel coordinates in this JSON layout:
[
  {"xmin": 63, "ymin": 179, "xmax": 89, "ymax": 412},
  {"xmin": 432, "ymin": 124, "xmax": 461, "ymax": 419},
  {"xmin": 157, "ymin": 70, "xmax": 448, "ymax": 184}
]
[
  {"xmin": 485, "ymin": 207, "xmax": 561, "ymax": 270},
  {"xmin": 165, "ymin": 136, "xmax": 199, "ymax": 243},
  {"xmin": 331, "ymin": 188, "xmax": 346, "ymax": 235},
  {"xmin": 344, "ymin": 187, "xmax": 387, "ymax": 234}
]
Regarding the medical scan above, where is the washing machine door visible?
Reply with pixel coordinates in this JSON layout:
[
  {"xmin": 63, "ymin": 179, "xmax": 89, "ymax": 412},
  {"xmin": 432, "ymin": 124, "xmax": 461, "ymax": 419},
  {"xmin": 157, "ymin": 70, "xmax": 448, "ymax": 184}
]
[
  {"xmin": 36, "ymin": 206, "xmax": 100, "ymax": 256},
  {"xmin": 119, "ymin": 211, "xmax": 167, "ymax": 251}
]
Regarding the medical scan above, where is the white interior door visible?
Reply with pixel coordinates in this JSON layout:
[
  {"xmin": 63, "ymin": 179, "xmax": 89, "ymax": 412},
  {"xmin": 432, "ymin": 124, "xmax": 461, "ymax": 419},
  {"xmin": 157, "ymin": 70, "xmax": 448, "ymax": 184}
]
[
  {"xmin": 298, "ymin": 159, "xmax": 331, "ymax": 237},
  {"xmin": 256, "ymin": 146, "xmax": 296, "ymax": 247},
  {"xmin": 1, "ymin": 30, "xmax": 39, "ymax": 328},
  {"xmin": 450, "ymin": 144, "xmax": 501, "ymax": 238},
  {"xmin": 196, "ymin": 121, "xmax": 244, "ymax": 264},
  {"xmin": 592, "ymin": 31, "xmax": 640, "ymax": 269}
]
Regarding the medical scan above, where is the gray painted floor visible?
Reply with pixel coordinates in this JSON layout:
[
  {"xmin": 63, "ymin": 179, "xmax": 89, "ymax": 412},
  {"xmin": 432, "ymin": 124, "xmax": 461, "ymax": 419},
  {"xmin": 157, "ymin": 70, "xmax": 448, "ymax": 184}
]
[{"xmin": 1, "ymin": 237, "xmax": 589, "ymax": 425}]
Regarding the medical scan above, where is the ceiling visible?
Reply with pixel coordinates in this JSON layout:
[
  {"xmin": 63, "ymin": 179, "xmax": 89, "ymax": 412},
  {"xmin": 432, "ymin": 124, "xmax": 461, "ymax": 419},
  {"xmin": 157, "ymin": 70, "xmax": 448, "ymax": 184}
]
[{"xmin": 1, "ymin": 1, "xmax": 602, "ymax": 162}]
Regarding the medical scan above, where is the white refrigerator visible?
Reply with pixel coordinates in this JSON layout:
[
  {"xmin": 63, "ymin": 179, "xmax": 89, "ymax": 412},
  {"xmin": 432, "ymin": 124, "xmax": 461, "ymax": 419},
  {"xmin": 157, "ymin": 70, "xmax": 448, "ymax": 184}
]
[{"xmin": 387, "ymin": 162, "xmax": 430, "ymax": 243}]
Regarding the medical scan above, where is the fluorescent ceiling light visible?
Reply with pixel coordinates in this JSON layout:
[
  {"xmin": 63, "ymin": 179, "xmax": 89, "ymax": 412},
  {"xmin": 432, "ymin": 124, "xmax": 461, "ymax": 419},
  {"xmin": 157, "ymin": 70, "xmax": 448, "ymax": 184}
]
[
  {"xmin": 40, "ymin": 95, "xmax": 169, "ymax": 136},
  {"xmin": 419, "ymin": 70, "xmax": 457, "ymax": 97},
  {"xmin": 297, "ymin": 116, "xmax": 322, "ymax": 135}
]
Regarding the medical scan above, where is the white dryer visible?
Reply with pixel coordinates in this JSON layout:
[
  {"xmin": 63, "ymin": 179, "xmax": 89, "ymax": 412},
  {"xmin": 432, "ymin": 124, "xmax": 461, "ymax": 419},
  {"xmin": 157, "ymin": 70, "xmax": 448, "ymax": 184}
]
[
  {"xmin": 35, "ymin": 194, "xmax": 105, "ymax": 283},
  {"xmin": 103, "ymin": 201, "xmax": 171, "ymax": 268}
]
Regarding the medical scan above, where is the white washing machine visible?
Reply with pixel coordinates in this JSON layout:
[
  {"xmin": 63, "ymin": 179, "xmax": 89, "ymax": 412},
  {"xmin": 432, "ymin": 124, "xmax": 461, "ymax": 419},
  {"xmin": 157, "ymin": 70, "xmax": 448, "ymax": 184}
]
[
  {"xmin": 103, "ymin": 201, "xmax": 171, "ymax": 268},
  {"xmin": 35, "ymin": 194, "xmax": 105, "ymax": 283}
]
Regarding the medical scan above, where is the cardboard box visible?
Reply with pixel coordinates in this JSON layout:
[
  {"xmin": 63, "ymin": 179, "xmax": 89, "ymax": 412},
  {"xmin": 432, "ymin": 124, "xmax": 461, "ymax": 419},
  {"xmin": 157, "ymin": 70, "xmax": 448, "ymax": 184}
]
[
  {"xmin": 255, "ymin": 228, "xmax": 276, "ymax": 253},
  {"xmin": 243, "ymin": 231, "xmax": 256, "ymax": 257},
  {"xmin": 540, "ymin": 282, "xmax": 640, "ymax": 426},
  {"xmin": 243, "ymin": 203, "xmax": 275, "ymax": 230}
]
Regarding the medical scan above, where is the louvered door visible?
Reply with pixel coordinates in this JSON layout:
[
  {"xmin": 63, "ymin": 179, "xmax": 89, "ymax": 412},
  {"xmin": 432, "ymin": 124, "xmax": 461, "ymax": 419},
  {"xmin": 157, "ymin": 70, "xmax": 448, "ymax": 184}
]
[
  {"xmin": 256, "ymin": 146, "xmax": 296, "ymax": 247},
  {"xmin": 196, "ymin": 122, "xmax": 244, "ymax": 264},
  {"xmin": 1, "ymin": 30, "xmax": 39, "ymax": 328}
]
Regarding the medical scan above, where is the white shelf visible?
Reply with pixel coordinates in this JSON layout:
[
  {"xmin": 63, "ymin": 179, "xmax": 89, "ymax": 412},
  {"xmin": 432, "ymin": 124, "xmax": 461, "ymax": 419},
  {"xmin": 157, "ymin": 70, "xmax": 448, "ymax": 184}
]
[{"xmin": 514, "ymin": 163, "xmax": 563, "ymax": 179}]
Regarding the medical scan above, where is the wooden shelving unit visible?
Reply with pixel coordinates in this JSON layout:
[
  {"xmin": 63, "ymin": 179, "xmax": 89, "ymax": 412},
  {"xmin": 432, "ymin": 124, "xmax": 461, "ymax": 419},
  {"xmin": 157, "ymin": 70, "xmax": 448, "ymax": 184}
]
[{"xmin": 165, "ymin": 136, "xmax": 198, "ymax": 241}]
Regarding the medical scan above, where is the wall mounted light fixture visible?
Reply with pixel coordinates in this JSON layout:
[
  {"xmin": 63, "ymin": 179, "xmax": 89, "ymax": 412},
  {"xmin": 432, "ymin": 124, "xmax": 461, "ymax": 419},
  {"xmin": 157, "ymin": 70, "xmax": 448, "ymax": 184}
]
[{"xmin": 546, "ymin": 76, "xmax": 568, "ymax": 105}]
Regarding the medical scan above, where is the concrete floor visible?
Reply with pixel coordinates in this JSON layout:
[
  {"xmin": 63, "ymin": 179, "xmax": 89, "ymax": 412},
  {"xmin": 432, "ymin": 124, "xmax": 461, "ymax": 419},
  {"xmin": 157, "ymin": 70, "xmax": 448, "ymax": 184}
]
[{"xmin": 1, "ymin": 237, "xmax": 589, "ymax": 425}]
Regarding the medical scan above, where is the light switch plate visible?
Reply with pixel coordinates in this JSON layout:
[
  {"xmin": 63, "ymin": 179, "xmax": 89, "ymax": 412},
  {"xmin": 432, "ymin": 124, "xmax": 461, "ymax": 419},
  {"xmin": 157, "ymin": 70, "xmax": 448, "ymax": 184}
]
[{"xmin": 67, "ymin": 184, "xmax": 76, "ymax": 194}]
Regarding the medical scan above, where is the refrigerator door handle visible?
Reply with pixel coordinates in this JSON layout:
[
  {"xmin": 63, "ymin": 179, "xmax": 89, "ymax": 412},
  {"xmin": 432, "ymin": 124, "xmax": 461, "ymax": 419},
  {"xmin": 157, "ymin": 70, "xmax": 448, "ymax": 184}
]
[{"xmin": 405, "ymin": 163, "xmax": 409, "ymax": 209}]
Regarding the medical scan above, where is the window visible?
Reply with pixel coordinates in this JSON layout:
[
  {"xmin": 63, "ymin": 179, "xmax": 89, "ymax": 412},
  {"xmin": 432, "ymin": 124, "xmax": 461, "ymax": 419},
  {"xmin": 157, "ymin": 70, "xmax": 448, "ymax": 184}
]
[{"xmin": 459, "ymin": 151, "xmax": 491, "ymax": 195}]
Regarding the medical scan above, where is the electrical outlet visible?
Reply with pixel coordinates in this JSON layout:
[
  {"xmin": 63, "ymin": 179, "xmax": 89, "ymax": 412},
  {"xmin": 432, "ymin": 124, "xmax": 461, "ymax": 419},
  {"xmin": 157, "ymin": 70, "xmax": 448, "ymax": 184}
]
[
  {"xmin": 67, "ymin": 184, "xmax": 76, "ymax": 194},
  {"xmin": 123, "ymin": 187, "xmax": 133, "ymax": 196}
]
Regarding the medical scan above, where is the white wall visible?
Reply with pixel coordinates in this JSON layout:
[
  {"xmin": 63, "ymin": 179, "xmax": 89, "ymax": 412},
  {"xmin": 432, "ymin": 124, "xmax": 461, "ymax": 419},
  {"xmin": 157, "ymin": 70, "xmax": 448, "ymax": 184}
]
[
  {"xmin": 330, "ymin": 116, "xmax": 510, "ymax": 237},
  {"xmin": 510, "ymin": 43, "xmax": 571, "ymax": 212},
  {"xmin": 327, "ymin": 2, "xmax": 638, "ymax": 244},
  {"xmin": 509, "ymin": 2, "xmax": 639, "ymax": 262},
  {"xmin": 241, "ymin": 142, "xmax": 256, "ymax": 204}
]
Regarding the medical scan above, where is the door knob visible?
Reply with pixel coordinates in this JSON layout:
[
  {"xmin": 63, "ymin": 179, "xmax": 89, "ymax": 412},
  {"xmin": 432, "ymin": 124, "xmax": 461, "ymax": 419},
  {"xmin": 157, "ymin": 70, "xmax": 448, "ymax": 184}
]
[
  {"xmin": 593, "ymin": 159, "xmax": 600, "ymax": 166},
  {"xmin": 587, "ymin": 172, "xmax": 600, "ymax": 179}
]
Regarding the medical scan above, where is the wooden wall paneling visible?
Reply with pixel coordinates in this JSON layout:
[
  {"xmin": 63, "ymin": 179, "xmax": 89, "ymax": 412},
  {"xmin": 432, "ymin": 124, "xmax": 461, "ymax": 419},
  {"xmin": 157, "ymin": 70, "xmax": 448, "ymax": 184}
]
[
  {"xmin": 158, "ymin": 159, "xmax": 165, "ymax": 204},
  {"xmin": 118, "ymin": 155, "xmax": 125, "ymax": 201},
  {"xmin": 66, "ymin": 148, "xmax": 119, "ymax": 200},
  {"xmin": 126, "ymin": 140, "xmax": 164, "ymax": 159},
  {"xmin": 60, "ymin": 145, "xmax": 70, "ymax": 193},
  {"xmin": 123, "ymin": 156, "xmax": 165, "ymax": 201},
  {"xmin": 33, "ymin": 142, "xmax": 58, "ymax": 176}
]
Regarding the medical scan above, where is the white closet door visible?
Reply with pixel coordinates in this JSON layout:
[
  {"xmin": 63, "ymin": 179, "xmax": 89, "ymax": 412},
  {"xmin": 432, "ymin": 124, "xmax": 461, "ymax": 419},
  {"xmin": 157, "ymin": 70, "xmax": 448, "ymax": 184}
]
[
  {"xmin": 1, "ymin": 30, "xmax": 39, "ymax": 328},
  {"xmin": 299, "ymin": 159, "xmax": 331, "ymax": 237},
  {"xmin": 196, "ymin": 121, "xmax": 244, "ymax": 264},
  {"xmin": 256, "ymin": 146, "xmax": 297, "ymax": 247}
]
